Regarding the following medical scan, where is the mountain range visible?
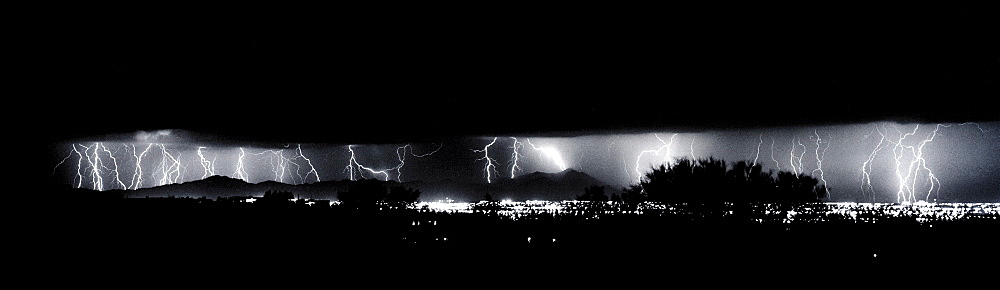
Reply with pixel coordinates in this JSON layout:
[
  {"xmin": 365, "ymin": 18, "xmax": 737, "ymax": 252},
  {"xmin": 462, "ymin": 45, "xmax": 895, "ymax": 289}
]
[{"xmin": 108, "ymin": 168, "xmax": 608, "ymax": 202}]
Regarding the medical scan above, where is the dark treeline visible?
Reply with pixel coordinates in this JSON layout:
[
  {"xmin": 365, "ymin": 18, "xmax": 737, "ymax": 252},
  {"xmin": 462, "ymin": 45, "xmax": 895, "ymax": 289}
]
[
  {"xmin": 578, "ymin": 157, "xmax": 827, "ymax": 204},
  {"xmin": 337, "ymin": 179, "xmax": 422, "ymax": 209}
]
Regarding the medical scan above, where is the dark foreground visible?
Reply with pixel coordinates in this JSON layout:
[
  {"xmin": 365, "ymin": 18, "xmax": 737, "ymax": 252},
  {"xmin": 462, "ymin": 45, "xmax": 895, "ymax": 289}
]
[{"xmin": 20, "ymin": 197, "xmax": 999, "ymax": 285}]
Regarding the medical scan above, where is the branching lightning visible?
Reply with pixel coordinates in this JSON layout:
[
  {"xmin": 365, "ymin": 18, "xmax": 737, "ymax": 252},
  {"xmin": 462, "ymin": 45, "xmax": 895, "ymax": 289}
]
[
  {"xmin": 248, "ymin": 149, "xmax": 298, "ymax": 184},
  {"xmin": 344, "ymin": 143, "xmax": 442, "ymax": 182},
  {"xmin": 860, "ymin": 125, "xmax": 889, "ymax": 202},
  {"xmin": 130, "ymin": 144, "xmax": 152, "ymax": 189},
  {"xmin": 509, "ymin": 137, "xmax": 524, "ymax": 178},
  {"xmin": 861, "ymin": 122, "xmax": 986, "ymax": 203},
  {"xmin": 56, "ymin": 143, "xmax": 158, "ymax": 190},
  {"xmin": 84, "ymin": 143, "xmax": 105, "ymax": 190},
  {"xmin": 472, "ymin": 137, "xmax": 500, "ymax": 183},
  {"xmin": 235, "ymin": 148, "xmax": 249, "ymax": 181},
  {"xmin": 100, "ymin": 144, "xmax": 127, "ymax": 190},
  {"xmin": 197, "ymin": 146, "xmax": 217, "ymax": 179},
  {"xmin": 156, "ymin": 144, "xmax": 182, "ymax": 186},
  {"xmin": 634, "ymin": 133, "xmax": 677, "ymax": 181},
  {"xmin": 890, "ymin": 125, "xmax": 923, "ymax": 203},
  {"xmin": 47, "ymin": 122, "xmax": 993, "ymax": 201},
  {"xmin": 78, "ymin": 143, "xmax": 104, "ymax": 191},
  {"xmin": 52, "ymin": 146, "xmax": 82, "ymax": 187},
  {"xmin": 810, "ymin": 130, "xmax": 831, "ymax": 196},
  {"xmin": 788, "ymin": 137, "xmax": 807, "ymax": 176},
  {"xmin": 394, "ymin": 143, "xmax": 443, "ymax": 181},
  {"xmin": 293, "ymin": 144, "xmax": 321, "ymax": 183},
  {"xmin": 345, "ymin": 145, "xmax": 386, "ymax": 181}
]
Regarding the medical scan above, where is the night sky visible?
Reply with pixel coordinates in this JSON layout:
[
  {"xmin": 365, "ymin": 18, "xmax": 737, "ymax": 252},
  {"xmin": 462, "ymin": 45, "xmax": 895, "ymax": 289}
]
[{"xmin": 28, "ymin": 3, "xmax": 998, "ymax": 201}]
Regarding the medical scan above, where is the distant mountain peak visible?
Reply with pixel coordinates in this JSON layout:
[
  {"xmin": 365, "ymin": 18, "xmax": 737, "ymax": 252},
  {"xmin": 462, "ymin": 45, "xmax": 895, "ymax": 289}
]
[
  {"xmin": 201, "ymin": 175, "xmax": 238, "ymax": 181},
  {"xmin": 187, "ymin": 175, "xmax": 252, "ymax": 186},
  {"xmin": 516, "ymin": 168, "xmax": 604, "ymax": 184}
]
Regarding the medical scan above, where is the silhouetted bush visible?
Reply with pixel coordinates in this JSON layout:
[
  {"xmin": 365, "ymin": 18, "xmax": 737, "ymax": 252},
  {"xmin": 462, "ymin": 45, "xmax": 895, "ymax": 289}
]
[
  {"xmin": 337, "ymin": 180, "xmax": 423, "ymax": 209},
  {"xmin": 630, "ymin": 157, "xmax": 826, "ymax": 203},
  {"xmin": 262, "ymin": 190, "xmax": 294, "ymax": 201},
  {"xmin": 337, "ymin": 179, "xmax": 389, "ymax": 209},
  {"xmin": 577, "ymin": 185, "xmax": 608, "ymax": 201},
  {"xmin": 386, "ymin": 186, "xmax": 421, "ymax": 206},
  {"xmin": 257, "ymin": 190, "xmax": 295, "ymax": 206},
  {"xmin": 620, "ymin": 184, "xmax": 647, "ymax": 206}
]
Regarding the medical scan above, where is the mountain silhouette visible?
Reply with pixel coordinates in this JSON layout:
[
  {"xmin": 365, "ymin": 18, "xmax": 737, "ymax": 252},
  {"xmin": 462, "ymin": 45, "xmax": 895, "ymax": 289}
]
[
  {"xmin": 515, "ymin": 168, "xmax": 604, "ymax": 185},
  {"xmin": 105, "ymin": 169, "xmax": 609, "ymax": 202}
]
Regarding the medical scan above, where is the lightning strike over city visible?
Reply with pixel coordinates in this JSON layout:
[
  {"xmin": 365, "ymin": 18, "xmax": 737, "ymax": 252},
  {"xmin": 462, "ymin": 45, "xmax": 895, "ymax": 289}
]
[
  {"xmin": 33, "ymin": 3, "xmax": 998, "ymax": 273},
  {"xmin": 47, "ymin": 122, "xmax": 996, "ymax": 205}
]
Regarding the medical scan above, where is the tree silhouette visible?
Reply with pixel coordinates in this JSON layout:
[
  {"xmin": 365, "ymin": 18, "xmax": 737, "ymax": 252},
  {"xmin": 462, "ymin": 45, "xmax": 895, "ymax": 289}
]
[
  {"xmin": 337, "ymin": 179, "xmax": 389, "ymax": 209},
  {"xmin": 620, "ymin": 184, "xmax": 646, "ymax": 206},
  {"xmin": 577, "ymin": 185, "xmax": 609, "ymax": 201},
  {"xmin": 386, "ymin": 186, "xmax": 421, "ymax": 206},
  {"xmin": 262, "ymin": 190, "xmax": 294, "ymax": 201},
  {"xmin": 337, "ymin": 179, "xmax": 423, "ymax": 209},
  {"xmin": 258, "ymin": 190, "xmax": 295, "ymax": 206},
  {"xmin": 631, "ymin": 157, "xmax": 826, "ymax": 203}
]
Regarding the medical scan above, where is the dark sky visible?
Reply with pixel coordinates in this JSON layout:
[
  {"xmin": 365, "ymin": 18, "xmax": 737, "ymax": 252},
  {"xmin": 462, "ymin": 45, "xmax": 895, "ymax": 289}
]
[
  {"xmin": 25, "ymin": 3, "xmax": 998, "ymax": 145},
  {"xmin": 27, "ymin": 4, "xmax": 999, "ymax": 198}
]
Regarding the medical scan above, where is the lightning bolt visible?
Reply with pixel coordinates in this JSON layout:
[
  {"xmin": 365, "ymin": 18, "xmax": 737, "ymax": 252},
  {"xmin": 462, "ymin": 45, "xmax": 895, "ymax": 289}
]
[
  {"xmin": 746, "ymin": 134, "xmax": 763, "ymax": 178},
  {"xmin": 234, "ymin": 147, "xmax": 249, "ymax": 181},
  {"xmin": 156, "ymin": 144, "xmax": 182, "ymax": 186},
  {"xmin": 811, "ymin": 130, "xmax": 831, "ymax": 197},
  {"xmin": 509, "ymin": 137, "xmax": 524, "ymax": 178},
  {"xmin": 55, "ymin": 143, "xmax": 155, "ymax": 190},
  {"xmin": 345, "ymin": 145, "xmax": 393, "ymax": 181},
  {"xmin": 889, "ymin": 125, "xmax": 921, "ymax": 203},
  {"xmin": 788, "ymin": 137, "xmax": 807, "ymax": 176},
  {"xmin": 770, "ymin": 137, "xmax": 781, "ymax": 171},
  {"xmin": 100, "ymin": 143, "xmax": 127, "ymax": 190},
  {"xmin": 248, "ymin": 149, "xmax": 297, "ymax": 184},
  {"xmin": 395, "ymin": 143, "xmax": 443, "ymax": 182},
  {"xmin": 293, "ymin": 144, "xmax": 320, "ymax": 183},
  {"xmin": 472, "ymin": 137, "xmax": 499, "ymax": 183},
  {"xmin": 130, "ymin": 144, "xmax": 152, "ymax": 189},
  {"xmin": 752, "ymin": 134, "xmax": 763, "ymax": 168},
  {"xmin": 634, "ymin": 133, "xmax": 677, "ymax": 181},
  {"xmin": 197, "ymin": 146, "xmax": 217, "ymax": 179},
  {"xmin": 70, "ymin": 143, "xmax": 106, "ymax": 191},
  {"xmin": 343, "ymin": 143, "xmax": 440, "ymax": 182},
  {"xmin": 789, "ymin": 137, "xmax": 798, "ymax": 175},
  {"xmin": 525, "ymin": 138, "xmax": 568, "ymax": 172},
  {"xmin": 690, "ymin": 136, "xmax": 698, "ymax": 161},
  {"xmin": 52, "ymin": 145, "xmax": 83, "ymax": 188},
  {"xmin": 912, "ymin": 125, "xmax": 943, "ymax": 202},
  {"xmin": 70, "ymin": 144, "xmax": 86, "ymax": 189},
  {"xmin": 890, "ymin": 123, "xmax": 982, "ymax": 203},
  {"xmin": 860, "ymin": 125, "xmax": 888, "ymax": 202}
]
